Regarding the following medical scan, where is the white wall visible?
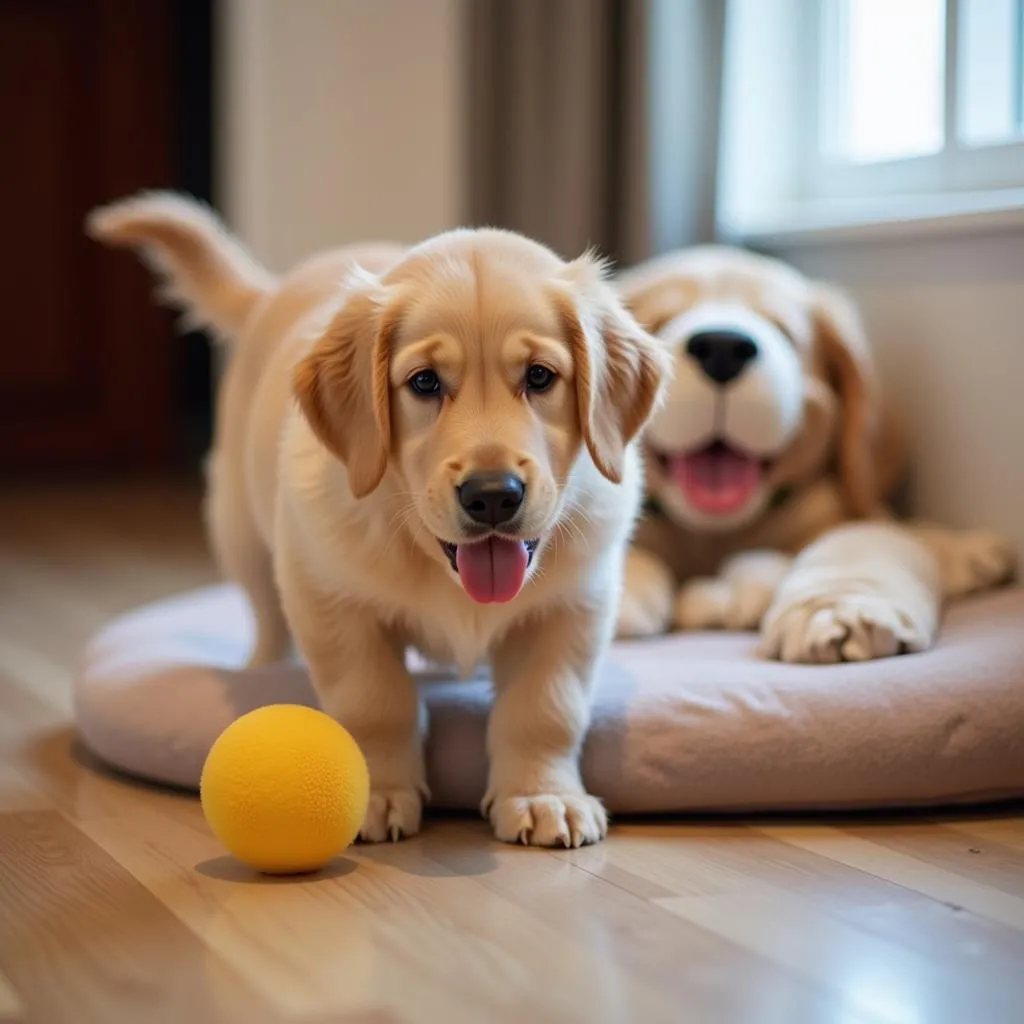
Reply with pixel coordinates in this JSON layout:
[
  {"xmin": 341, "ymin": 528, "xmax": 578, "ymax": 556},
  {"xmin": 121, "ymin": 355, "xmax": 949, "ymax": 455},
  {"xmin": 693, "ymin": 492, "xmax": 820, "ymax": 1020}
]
[
  {"xmin": 777, "ymin": 232, "xmax": 1024, "ymax": 555},
  {"xmin": 218, "ymin": 0, "xmax": 465, "ymax": 272}
]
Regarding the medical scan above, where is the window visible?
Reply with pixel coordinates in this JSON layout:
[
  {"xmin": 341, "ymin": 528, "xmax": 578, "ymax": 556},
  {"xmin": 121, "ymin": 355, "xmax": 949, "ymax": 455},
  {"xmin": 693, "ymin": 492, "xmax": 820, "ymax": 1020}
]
[
  {"xmin": 814, "ymin": 0, "xmax": 1024, "ymax": 198},
  {"xmin": 820, "ymin": 0, "xmax": 946, "ymax": 165},
  {"xmin": 717, "ymin": 0, "xmax": 1024, "ymax": 240}
]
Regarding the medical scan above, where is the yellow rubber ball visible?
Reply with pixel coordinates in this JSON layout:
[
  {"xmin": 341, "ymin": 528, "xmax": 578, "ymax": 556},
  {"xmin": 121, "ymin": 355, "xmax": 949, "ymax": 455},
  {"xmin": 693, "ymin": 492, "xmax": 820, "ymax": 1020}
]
[{"xmin": 200, "ymin": 704, "xmax": 369, "ymax": 874}]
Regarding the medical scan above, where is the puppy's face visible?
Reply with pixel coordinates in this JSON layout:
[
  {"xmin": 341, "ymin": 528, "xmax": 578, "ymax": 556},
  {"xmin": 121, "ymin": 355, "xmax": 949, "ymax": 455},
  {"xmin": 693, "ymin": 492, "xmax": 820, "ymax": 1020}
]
[
  {"xmin": 620, "ymin": 247, "xmax": 886, "ymax": 532},
  {"xmin": 295, "ymin": 230, "xmax": 667, "ymax": 605},
  {"xmin": 388, "ymin": 258, "xmax": 586, "ymax": 603}
]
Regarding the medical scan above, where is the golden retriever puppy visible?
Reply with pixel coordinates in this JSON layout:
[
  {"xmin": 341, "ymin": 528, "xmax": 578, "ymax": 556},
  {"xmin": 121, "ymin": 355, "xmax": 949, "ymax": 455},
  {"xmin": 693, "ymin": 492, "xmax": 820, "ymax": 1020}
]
[
  {"xmin": 615, "ymin": 245, "xmax": 1014, "ymax": 661},
  {"xmin": 88, "ymin": 193, "xmax": 668, "ymax": 846}
]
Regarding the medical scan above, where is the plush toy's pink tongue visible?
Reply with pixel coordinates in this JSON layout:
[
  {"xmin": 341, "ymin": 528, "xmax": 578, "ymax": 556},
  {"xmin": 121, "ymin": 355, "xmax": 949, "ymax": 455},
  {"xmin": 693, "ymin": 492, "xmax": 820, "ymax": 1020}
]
[
  {"xmin": 456, "ymin": 537, "xmax": 529, "ymax": 603},
  {"xmin": 671, "ymin": 445, "xmax": 762, "ymax": 515}
]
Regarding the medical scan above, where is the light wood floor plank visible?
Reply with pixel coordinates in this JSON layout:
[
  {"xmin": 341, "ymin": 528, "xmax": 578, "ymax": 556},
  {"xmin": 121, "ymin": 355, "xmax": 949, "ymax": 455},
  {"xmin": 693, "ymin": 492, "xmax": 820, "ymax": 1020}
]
[
  {"xmin": 0, "ymin": 811, "xmax": 284, "ymax": 1024},
  {"xmin": 421, "ymin": 826, "xmax": 848, "ymax": 1022},
  {"xmin": 758, "ymin": 824, "xmax": 1024, "ymax": 931},
  {"xmin": 0, "ymin": 969, "xmax": 24, "ymax": 1022},
  {"xmin": 945, "ymin": 815, "xmax": 1024, "ymax": 853},
  {"xmin": 569, "ymin": 823, "xmax": 1024, "ymax": 997},
  {"xmin": 79, "ymin": 809, "xmax": 670, "ymax": 1022},
  {"xmin": 846, "ymin": 821, "xmax": 1024, "ymax": 898},
  {"xmin": 657, "ymin": 884, "xmax": 1020, "ymax": 1024}
]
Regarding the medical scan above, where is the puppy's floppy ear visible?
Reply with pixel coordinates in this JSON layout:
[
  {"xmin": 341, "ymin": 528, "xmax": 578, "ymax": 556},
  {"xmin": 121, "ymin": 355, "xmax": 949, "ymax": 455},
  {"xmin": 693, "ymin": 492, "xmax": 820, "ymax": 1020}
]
[
  {"xmin": 293, "ymin": 270, "xmax": 402, "ymax": 499},
  {"xmin": 555, "ymin": 253, "xmax": 671, "ymax": 484},
  {"xmin": 811, "ymin": 282, "xmax": 891, "ymax": 516}
]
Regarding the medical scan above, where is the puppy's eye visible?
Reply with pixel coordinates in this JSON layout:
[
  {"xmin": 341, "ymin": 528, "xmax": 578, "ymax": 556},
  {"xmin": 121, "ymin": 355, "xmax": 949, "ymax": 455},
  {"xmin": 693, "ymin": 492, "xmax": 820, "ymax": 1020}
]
[
  {"xmin": 408, "ymin": 369, "xmax": 442, "ymax": 397},
  {"xmin": 525, "ymin": 364, "xmax": 556, "ymax": 393}
]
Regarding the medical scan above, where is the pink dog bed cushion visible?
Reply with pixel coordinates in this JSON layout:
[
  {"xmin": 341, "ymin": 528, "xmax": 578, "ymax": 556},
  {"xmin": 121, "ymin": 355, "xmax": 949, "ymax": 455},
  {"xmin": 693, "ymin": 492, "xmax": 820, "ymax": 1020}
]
[{"xmin": 74, "ymin": 585, "xmax": 1024, "ymax": 812}]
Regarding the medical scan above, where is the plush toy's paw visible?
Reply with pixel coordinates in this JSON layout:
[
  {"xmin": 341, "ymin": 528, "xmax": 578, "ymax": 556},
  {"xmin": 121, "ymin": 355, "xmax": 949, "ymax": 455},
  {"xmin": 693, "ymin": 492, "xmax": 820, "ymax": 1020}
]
[
  {"xmin": 759, "ymin": 593, "xmax": 933, "ymax": 664},
  {"xmin": 359, "ymin": 788, "xmax": 423, "ymax": 843},
  {"xmin": 485, "ymin": 792, "xmax": 608, "ymax": 848},
  {"xmin": 942, "ymin": 530, "xmax": 1017, "ymax": 599},
  {"xmin": 616, "ymin": 591, "xmax": 672, "ymax": 638},
  {"xmin": 615, "ymin": 548, "xmax": 675, "ymax": 639},
  {"xmin": 674, "ymin": 576, "xmax": 776, "ymax": 632},
  {"xmin": 675, "ymin": 552, "xmax": 792, "ymax": 632}
]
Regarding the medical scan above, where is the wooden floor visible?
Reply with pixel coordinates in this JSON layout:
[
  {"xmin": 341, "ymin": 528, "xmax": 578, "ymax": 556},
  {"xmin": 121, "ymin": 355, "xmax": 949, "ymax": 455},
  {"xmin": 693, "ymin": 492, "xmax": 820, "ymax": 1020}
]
[{"xmin": 2, "ymin": 481, "xmax": 1024, "ymax": 1024}]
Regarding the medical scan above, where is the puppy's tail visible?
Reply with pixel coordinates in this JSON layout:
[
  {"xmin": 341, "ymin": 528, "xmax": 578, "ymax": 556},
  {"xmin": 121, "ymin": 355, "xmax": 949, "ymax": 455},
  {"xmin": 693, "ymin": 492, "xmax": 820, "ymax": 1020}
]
[{"xmin": 86, "ymin": 191, "xmax": 275, "ymax": 342}]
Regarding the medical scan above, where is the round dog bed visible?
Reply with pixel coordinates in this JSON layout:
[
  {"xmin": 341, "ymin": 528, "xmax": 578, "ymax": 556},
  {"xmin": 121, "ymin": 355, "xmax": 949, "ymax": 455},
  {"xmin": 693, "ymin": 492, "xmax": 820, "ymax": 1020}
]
[{"xmin": 75, "ymin": 585, "xmax": 1024, "ymax": 813}]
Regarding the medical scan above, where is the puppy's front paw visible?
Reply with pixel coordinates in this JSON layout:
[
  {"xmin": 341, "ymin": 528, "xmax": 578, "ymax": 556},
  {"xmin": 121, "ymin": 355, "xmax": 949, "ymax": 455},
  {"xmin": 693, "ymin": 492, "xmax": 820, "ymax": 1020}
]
[
  {"xmin": 674, "ymin": 577, "xmax": 775, "ymax": 632},
  {"xmin": 759, "ymin": 594, "xmax": 932, "ymax": 664},
  {"xmin": 943, "ymin": 530, "xmax": 1016, "ymax": 598},
  {"xmin": 485, "ymin": 792, "xmax": 608, "ymax": 848},
  {"xmin": 359, "ymin": 788, "xmax": 423, "ymax": 843}
]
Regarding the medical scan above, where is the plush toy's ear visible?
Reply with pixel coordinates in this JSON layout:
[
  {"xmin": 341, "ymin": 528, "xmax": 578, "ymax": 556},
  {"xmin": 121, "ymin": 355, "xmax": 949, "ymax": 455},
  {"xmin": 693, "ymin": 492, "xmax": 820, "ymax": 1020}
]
[
  {"xmin": 617, "ymin": 273, "xmax": 701, "ymax": 336},
  {"xmin": 293, "ymin": 274, "xmax": 402, "ymax": 498},
  {"xmin": 555, "ymin": 254, "xmax": 671, "ymax": 483},
  {"xmin": 811, "ymin": 282, "xmax": 901, "ymax": 516}
]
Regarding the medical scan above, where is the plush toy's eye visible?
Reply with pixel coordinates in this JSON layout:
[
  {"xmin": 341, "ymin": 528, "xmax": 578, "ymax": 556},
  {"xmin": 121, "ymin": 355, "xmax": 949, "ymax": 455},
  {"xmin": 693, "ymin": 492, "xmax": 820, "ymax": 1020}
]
[
  {"xmin": 408, "ymin": 370, "xmax": 442, "ymax": 397},
  {"xmin": 525, "ymin": 364, "xmax": 556, "ymax": 393}
]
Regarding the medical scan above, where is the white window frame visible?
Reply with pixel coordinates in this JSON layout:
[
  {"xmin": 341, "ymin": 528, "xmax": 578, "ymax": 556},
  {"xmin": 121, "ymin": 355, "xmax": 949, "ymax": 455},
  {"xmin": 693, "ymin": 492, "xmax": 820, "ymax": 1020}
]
[
  {"xmin": 811, "ymin": 0, "xmax": 1024, "ymax": 199},
  {"xmin": 717, "ymin": 0, "xmax": 1024, "ymax": 245}
]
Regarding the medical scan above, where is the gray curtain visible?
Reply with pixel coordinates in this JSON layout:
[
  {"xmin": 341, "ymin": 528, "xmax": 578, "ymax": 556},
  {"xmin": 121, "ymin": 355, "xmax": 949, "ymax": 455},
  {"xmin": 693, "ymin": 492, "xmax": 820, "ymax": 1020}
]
[
  {"xmin": 465, "ymin": 0, "xmax": 725, "ymax": 267},
  {"xmin": 465, "ymin": 0, "xmax": 649, "ymax": 265}
]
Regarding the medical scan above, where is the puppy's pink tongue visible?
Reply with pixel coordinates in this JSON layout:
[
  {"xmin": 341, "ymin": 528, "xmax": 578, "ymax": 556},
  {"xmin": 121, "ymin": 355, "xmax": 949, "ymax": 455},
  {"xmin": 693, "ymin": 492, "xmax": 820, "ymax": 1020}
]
[
  {"xmin": 673, "ymin": 447, "xmax": 762, "ymax": 515},
  {"xmin": 456, "ymin": 538, "xmax": 529, "ymax": 604}
]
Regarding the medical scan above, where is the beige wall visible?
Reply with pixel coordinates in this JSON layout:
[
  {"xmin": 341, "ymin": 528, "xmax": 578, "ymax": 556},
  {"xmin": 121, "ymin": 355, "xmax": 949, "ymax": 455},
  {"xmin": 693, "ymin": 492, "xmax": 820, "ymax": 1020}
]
[
  {"xmin": 218, "ymin": 0, "xmax": 465, "ymax": 272},
  {"xmin": 778, "ymin": 234, "xmax": 1024, "ymax": 556}
]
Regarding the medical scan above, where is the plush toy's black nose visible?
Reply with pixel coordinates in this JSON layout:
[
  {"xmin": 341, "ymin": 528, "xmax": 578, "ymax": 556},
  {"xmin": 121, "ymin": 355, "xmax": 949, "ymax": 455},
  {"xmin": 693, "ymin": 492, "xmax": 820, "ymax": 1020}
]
[
  {"xmin": 686, "ymin": 330, "xmax": 759, "ymax": 385},
  {"xmin": 457, "ymin": 472, "xmax": 526, "ymax": 526}
]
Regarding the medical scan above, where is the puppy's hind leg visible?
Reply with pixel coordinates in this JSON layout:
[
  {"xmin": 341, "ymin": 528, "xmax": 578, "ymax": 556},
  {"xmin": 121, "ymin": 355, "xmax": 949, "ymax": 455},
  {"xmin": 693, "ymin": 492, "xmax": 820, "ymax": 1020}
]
[
  {"xmin": 204, "ymin": 457, "xmax": 290, "ymax": 668},
  {"xmin": 234, "ymin": 543, "xmax": 291, "ymax": 669}
]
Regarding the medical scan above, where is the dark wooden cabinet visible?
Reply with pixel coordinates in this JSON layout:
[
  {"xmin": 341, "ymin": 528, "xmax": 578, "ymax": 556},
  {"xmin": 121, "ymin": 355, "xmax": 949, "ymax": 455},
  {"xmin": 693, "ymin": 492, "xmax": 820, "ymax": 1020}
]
[{"xmin": 0, "ymin": 0, "xmax": 183, "ymax": 470}]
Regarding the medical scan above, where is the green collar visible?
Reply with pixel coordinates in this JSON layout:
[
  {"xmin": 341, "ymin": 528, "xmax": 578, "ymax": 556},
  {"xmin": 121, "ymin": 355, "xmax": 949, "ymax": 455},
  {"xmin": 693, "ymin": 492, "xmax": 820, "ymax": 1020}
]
[
  {"xmin": 768, "ymin": 485, "xmax": 795, "ymax": 512},
  {"xmin": 642, "ymin": 495, "xmax": 667, "ymax": 519}
]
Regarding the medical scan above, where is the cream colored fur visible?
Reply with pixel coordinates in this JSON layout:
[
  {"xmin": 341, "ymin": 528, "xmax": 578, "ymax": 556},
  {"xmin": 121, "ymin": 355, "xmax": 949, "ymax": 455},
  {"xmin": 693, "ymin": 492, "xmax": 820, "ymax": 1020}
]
[
  {"xmin": 88, "ymin": 193, "xmax": 667, "ymax": 847},
  {"xmin": 615, "ymin": 246, "xmax": 1015, "ymax": 661}
]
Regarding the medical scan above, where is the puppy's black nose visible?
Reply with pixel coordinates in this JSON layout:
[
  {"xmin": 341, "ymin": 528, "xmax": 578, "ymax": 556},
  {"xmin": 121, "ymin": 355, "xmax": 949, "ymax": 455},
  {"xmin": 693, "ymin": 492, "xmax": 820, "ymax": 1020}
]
[
  {"xmin": 457, "ymin": 472, "xmax": 525, "ymax": 526},
  {"xmin": 686, "ymin": 330, "xmax": 759, "ymax": 385}
]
